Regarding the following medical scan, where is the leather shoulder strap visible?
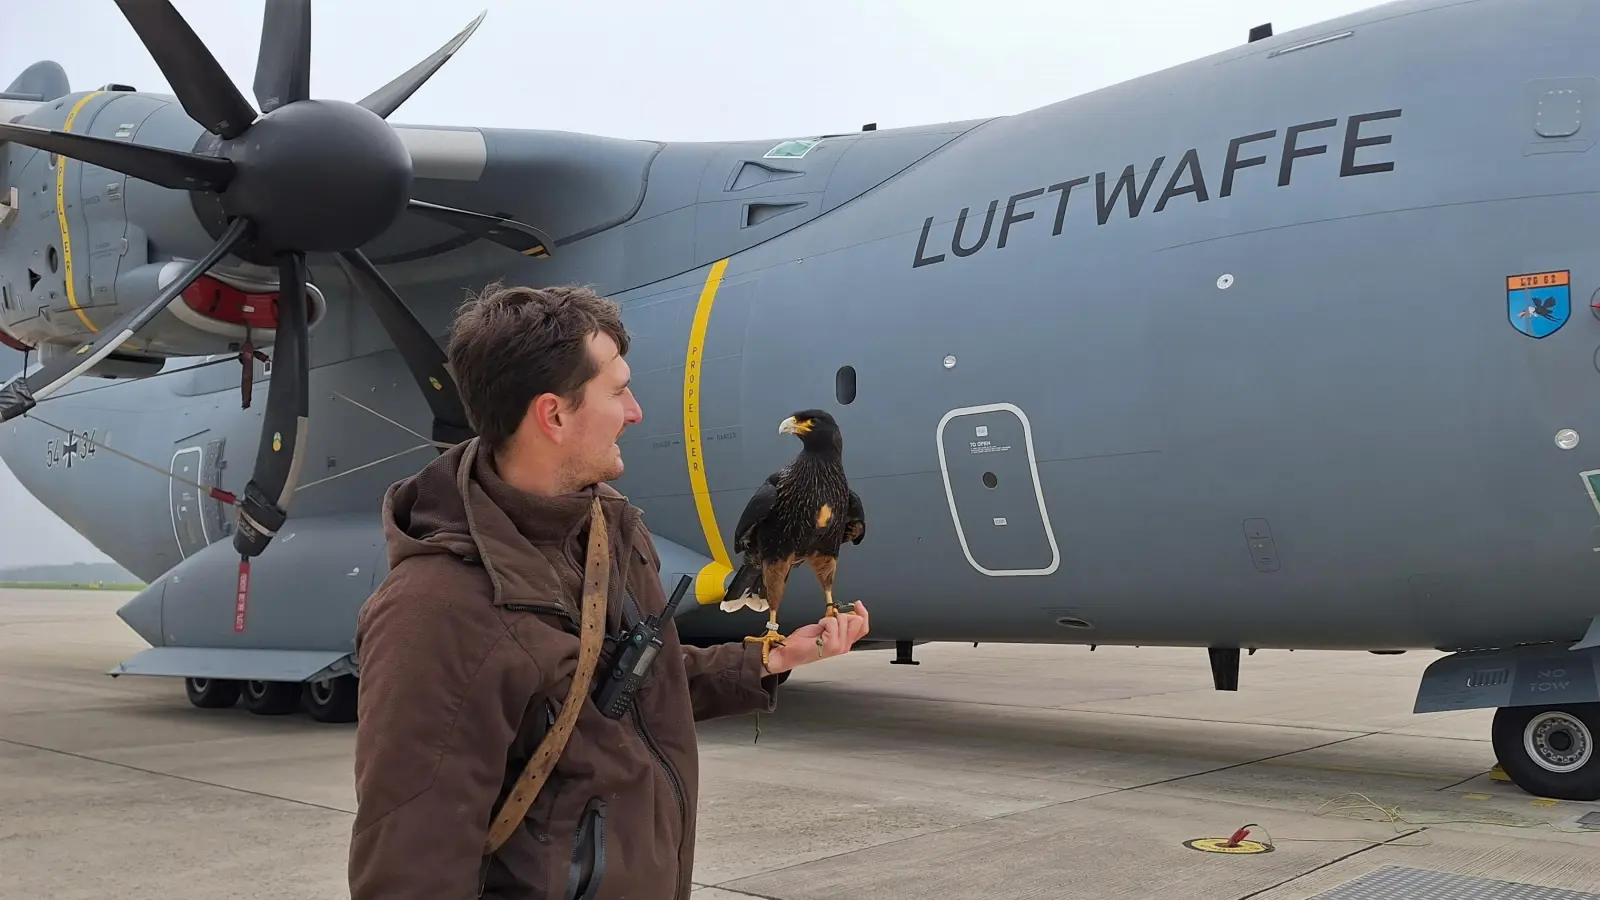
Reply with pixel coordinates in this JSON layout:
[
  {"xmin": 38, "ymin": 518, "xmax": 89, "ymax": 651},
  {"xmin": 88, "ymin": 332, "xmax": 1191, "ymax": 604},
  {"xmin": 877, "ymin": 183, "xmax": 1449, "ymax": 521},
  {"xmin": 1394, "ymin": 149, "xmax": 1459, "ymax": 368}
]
[{"xmin": 484, "ymin": 495, "xmax": 611, "ymax": 855}]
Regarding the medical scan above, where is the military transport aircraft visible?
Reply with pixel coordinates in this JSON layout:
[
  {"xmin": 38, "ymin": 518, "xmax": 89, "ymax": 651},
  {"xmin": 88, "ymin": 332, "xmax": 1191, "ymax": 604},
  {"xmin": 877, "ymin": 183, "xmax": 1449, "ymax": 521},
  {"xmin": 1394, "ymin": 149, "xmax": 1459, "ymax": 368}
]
[{"xmin": 3, "ymin": 0, "xmax": 1600, "ymax": 803}]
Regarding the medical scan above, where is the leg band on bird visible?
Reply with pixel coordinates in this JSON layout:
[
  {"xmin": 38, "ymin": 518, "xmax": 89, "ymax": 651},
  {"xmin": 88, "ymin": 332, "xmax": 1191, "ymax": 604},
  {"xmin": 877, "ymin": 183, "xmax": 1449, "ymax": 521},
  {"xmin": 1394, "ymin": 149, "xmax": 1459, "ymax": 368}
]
[{"xmin": 743, "ymin": 613, "xmax": 786, "ymax": 666}]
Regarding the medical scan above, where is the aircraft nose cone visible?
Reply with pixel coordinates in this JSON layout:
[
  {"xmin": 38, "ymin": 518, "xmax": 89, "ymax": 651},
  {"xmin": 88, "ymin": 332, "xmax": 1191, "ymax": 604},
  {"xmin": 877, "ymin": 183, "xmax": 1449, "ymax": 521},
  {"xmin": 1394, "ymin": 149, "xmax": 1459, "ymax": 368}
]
[{"xmin": 116, "ymin": 582, "xmax": 165, "ymax": 646}]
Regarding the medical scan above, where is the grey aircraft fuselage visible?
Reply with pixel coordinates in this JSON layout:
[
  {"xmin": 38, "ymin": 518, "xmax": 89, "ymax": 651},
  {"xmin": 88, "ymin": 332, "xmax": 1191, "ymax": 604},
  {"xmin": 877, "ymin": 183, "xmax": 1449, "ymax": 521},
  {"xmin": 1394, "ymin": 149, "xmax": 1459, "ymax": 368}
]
[{"xmin": 5, "ymin": 0, "xmax": 1600, "ymax": 799}]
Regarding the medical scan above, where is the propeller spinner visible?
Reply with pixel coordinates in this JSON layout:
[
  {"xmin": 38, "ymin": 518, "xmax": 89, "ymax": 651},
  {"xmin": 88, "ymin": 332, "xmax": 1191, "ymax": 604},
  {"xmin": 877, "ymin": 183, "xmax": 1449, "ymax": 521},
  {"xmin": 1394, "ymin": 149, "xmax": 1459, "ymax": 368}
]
[{"xmin": 0, "ymin": 0, "xmax": 520, "ymax": 591}]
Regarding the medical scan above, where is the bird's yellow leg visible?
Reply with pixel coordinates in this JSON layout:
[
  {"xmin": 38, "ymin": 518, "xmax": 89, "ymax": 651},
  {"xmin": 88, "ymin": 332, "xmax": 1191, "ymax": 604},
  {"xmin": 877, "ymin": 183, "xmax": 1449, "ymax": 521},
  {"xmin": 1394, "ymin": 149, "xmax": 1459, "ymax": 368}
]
[
  {"xmin": 743, "ymin": 609, "xmax": 785, "ymax": 665},
  {"xmin": 809, "ymin": 554, "xmax": 848, "ymax": 618}
]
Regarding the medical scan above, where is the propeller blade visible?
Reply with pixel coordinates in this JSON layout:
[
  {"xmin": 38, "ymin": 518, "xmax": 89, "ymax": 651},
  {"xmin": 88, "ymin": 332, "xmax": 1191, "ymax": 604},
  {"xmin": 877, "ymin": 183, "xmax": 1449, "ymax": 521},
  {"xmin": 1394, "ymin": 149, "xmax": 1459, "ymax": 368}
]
[
  {"xmin": 406, "ymin": 199, "xmax": 552, "ymax": 257},
  {"xmin": 336, "ymin": 249, "xmax": 473, "ymax": 448},
  {"xmin": 253, "ymin": 0, "xmax": 313, "ymax": 114},
  {"xmin": 232, "ymin": 251, "xmax": 312, "ymax": 561},
  {"xmin": 0, "ymin": 122, "xmax": 235, "ymax": 192},
  {"xmin": 111, "ymin": 0, "xmax": 258, "ymax": 139},
  {"xmin": 356, "ymin": 10, "xmax": 487, "ymax": 120},
  {"xmin": 0, "ymin": 216, "xmax": 252, "ymax": 423}
]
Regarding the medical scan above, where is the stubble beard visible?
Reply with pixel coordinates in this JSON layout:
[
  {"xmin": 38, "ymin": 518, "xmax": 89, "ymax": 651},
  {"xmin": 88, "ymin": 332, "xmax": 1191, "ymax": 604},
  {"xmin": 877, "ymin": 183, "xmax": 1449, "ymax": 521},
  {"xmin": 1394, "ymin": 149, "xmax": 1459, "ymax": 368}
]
[
  {"xmin": 594, "ymin": 445, "xmax": 624, "ymax": 485},
  {"xmin": 555, "ymin": 447, "xmax": 623, "ymax": 494}
]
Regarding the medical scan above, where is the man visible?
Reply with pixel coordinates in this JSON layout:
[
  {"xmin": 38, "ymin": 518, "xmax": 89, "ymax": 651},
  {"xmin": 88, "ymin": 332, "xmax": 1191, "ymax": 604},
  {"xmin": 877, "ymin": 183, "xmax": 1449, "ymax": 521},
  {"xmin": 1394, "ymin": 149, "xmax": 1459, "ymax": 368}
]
[{"xmin": 348, "ymin": 282, "xmax": 869, "ymax": 900}]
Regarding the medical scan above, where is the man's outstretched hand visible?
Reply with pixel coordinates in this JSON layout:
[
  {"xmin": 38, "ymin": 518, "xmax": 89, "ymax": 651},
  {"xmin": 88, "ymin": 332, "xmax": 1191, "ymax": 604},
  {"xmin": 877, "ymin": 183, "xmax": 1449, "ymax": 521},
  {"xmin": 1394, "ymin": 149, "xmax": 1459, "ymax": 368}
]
[{"xmin": 761, "ymin": 601, "xmax": 870, "ymax": 675}]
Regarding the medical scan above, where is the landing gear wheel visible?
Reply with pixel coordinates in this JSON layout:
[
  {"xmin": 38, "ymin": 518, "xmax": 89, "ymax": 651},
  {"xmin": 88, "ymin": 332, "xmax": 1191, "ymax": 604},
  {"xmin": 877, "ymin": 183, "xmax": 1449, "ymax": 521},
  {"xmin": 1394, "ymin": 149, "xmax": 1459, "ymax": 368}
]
[
  {"xmin": 1490, "ymin": 702, "xmax": 1600, "ymax": 801},
  {"xmin": 240, "ymin": 680, "xmax": 301, "ymax": 716},
  {"xmin": 303, "ymin": 675, "xmax": 358, "ymax": 724},
  {"xmin": 185, "ymin": 677, "xmax": 241, "ymax": 709}
]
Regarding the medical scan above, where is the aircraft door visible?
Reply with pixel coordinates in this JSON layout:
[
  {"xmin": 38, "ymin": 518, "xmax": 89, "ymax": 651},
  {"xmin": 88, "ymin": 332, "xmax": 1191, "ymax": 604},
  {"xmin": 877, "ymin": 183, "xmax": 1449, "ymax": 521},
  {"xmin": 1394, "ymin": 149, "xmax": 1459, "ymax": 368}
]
[
  {"xmin": 937, "ymin": 403, "xmax": 1059, "ymax": 576},
  {"xmin": 170, "ymin": 436, "xmax": 226, "ymax": 560}
]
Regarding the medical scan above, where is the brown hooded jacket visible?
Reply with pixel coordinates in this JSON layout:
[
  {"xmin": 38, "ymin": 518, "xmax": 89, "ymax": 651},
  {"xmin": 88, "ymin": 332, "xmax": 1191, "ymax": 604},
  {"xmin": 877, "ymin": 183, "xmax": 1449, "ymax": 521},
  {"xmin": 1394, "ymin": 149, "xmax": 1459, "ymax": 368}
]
[{"xmin": 348, "ymin": 439, "xmax": 784, "ymax": 900}]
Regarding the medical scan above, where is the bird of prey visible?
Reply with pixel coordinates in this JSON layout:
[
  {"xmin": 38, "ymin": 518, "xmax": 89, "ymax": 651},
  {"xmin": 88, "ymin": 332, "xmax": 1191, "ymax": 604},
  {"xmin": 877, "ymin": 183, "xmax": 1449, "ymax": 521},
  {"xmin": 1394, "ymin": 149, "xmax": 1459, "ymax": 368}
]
[{"xmin": 722, "ymin": 409, "xmax": 866, "ymax": 665}]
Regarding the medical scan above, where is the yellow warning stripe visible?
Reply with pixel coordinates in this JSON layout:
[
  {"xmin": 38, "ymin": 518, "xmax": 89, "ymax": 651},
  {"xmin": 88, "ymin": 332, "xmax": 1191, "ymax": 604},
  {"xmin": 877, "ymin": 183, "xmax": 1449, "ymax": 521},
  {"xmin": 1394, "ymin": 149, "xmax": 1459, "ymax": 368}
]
[
  {"xmin": 55, "ymin": 90, "xmax": 104, "ymax": 333},
  {"xmin": 683, "ymin": 257, "xmax": 736, "ymax": 603}
]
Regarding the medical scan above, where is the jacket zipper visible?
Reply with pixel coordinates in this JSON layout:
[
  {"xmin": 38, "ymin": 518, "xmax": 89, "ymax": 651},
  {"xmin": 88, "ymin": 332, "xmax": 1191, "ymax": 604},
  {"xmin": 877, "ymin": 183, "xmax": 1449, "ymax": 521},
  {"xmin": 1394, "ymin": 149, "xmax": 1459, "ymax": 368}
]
[
  {"xmin": 618, "ymin": 529, "xmax": 690, "ymax": 900},
  {"xmin": 632, "ymin": 702, "xmax": 688, "ymax": 898}
]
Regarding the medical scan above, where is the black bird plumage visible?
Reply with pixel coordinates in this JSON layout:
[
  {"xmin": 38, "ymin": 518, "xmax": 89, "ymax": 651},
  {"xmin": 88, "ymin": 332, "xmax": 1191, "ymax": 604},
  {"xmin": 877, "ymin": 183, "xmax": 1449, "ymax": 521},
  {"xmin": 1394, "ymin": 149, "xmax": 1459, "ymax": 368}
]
[{"xmin": 723, "ymin": 409, "xmax": 865, "ymax": 663}]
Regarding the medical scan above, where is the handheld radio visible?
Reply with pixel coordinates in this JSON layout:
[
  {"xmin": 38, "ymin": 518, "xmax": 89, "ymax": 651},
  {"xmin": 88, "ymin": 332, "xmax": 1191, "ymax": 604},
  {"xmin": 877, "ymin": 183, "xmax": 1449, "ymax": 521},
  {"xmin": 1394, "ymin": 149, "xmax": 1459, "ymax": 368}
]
[{"xmin": 595, "ymin": 573, "xmax": 692, "ymax": 718}]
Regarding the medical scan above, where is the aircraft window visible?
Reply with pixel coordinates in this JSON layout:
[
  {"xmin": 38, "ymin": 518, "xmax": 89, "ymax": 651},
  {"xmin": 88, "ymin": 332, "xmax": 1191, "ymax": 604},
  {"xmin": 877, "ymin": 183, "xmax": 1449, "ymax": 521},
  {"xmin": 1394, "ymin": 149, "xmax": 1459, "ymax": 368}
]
[
  {"xmin": 764, "ymin": 138, "xmax": 821, "ymax": 160},
  {"xmin": 982, "ymin": 471, "xmax": 998, "ymax": 489},
  {"xmin": 1, "ymin": 284, "xmax": 9, "ymax": 311},
  {"xmin": 47, "ymin": 246, "xmax": 58, "ymax": 274},
  {"xmin": 835, "ymin": 365, "xmax": 856, "ymax": 405}
]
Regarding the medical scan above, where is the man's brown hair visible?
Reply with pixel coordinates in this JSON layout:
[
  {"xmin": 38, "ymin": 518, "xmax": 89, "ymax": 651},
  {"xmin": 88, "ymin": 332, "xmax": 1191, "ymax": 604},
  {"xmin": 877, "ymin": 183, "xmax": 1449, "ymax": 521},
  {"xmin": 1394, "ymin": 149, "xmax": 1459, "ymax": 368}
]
[{"xmin": 446, "ymin": 282, "xmax": 630, "ymax": 451}]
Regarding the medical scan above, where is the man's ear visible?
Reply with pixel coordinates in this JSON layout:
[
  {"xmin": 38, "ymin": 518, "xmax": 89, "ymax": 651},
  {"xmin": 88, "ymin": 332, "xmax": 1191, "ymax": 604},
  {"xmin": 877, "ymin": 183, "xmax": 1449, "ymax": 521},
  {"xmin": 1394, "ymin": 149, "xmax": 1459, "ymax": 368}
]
[{"xmin": 531, "ymin": 393, "xmax": 565, "ymax": 441}]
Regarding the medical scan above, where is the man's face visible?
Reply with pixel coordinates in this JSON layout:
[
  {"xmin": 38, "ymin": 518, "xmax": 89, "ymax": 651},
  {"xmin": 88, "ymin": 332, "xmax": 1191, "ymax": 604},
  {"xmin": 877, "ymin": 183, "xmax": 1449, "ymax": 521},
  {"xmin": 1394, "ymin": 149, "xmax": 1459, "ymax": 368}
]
[{"xmin": 552, "ymin": 330, "xmax": 642, "ymax": 486}]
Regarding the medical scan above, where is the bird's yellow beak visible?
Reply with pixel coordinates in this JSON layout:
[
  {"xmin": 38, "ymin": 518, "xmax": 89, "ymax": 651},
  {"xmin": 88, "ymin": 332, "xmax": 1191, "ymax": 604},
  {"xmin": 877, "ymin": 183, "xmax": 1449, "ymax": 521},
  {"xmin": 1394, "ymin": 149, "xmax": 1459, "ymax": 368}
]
[{"xmin": 779, "ymin": 416, "xmax": 811, "ymax": 436}]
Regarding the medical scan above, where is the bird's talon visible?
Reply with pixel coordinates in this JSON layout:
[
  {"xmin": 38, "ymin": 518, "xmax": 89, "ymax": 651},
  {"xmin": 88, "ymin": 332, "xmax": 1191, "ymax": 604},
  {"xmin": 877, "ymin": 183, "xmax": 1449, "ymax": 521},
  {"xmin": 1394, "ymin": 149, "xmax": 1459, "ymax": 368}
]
[
  {"xmin": 744, "ymin": 631, "xmax": 786, "ymax": 667},
  {"xmin": 739, "ymin": 630, "xmax": 784, "ymax": 666}
]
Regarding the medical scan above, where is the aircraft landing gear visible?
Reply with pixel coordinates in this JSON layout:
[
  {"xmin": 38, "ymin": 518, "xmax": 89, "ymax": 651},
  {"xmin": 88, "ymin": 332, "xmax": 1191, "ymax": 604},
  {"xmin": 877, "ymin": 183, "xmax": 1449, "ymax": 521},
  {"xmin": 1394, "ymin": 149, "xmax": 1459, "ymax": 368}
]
[
  {"xmin": 240, "ymin": 680, "xmax": 302, "ymax": 716},
  {"xmin": 304, "ymin": 675, "xmax": 359, "ymax": 723},
  {"xmin": 179, "ymin": 675, "xmax": 358, "ymax": 722},
  {"xmin": 1490, "ymin": 702, "xmax": 1600, "ymax": 801},
  {"xmin": 185, "ymin": 677, "xmax": 241, "ymax": 709}
]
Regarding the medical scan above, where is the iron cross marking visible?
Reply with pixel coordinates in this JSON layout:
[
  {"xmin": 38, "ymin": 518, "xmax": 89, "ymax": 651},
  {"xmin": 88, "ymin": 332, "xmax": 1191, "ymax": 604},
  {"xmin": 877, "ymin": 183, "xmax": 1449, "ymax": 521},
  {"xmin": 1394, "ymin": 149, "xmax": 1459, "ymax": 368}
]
[{"xmin": 46, "ymin": 429, "xmax": 98, "ymax": 469}]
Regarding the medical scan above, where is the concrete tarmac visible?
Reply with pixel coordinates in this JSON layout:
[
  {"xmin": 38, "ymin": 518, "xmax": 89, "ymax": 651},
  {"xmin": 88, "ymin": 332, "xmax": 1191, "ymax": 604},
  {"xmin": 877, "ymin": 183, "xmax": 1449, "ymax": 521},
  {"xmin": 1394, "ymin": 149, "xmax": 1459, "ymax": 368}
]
[{"xmin": 2, "ymin": 588, "xmax": 1598, "ymax": 900}]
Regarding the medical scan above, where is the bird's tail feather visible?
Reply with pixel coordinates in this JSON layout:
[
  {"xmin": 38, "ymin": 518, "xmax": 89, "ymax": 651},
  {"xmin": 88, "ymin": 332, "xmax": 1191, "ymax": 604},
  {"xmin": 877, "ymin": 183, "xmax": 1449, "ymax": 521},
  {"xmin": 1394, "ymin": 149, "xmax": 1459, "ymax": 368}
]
[{"xmin": 719, "ymin": 563, "xmax": 769, "ymax": 612}]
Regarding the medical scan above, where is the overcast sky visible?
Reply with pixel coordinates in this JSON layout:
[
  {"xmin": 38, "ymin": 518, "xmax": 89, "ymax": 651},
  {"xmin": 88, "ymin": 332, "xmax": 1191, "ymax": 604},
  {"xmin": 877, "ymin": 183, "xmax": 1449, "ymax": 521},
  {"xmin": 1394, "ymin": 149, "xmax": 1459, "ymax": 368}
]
[{"xmin": 2, "ymin": 0, "xmax": 1376, "ymax": 568}]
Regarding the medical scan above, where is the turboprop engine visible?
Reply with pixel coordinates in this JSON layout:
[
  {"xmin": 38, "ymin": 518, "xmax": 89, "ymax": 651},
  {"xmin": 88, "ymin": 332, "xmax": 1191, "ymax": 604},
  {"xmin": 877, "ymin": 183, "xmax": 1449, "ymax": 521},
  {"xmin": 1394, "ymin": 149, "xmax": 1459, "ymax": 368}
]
[{"xmin": 0, "ymin": 88, "xmax": 328, "ymax": 367}]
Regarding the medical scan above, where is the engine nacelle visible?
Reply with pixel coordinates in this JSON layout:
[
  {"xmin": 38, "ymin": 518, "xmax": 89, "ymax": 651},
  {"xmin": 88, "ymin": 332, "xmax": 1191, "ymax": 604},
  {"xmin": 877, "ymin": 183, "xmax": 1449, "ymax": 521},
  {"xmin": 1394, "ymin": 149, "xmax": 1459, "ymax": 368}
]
[
  {"xmin": 121, "ymin": 261, "xmax": 327, "ymax": 357},
  {"xmin": 1, "ymin": 254, "xmax": 326, "ymax": 360},
  {"xmin": 0, "ymin": 87, "xmax": 326, "ymax": 363}
]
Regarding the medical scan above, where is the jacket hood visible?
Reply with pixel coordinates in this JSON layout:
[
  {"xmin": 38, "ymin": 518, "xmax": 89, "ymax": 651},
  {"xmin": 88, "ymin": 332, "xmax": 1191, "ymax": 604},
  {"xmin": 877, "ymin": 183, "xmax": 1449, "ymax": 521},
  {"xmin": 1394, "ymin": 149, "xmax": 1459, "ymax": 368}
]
[{"xmin": 381, "ymin": 438, "xmax": 632, "ymax": 607}]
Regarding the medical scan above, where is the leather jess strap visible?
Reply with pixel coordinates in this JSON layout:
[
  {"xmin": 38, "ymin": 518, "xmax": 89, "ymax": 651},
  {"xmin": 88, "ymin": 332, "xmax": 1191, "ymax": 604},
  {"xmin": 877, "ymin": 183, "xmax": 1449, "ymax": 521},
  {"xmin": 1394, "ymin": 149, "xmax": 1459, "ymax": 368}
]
[{"xmin": 484, "ymin": 495, "xmax": 611, "ymax": 855}]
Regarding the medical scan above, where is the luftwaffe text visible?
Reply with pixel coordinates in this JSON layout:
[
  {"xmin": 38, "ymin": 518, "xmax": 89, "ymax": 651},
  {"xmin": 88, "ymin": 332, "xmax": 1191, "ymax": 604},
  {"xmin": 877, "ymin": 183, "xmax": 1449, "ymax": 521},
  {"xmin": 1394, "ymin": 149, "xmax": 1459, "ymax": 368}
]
[{"xmin": 911, "ymin": 109, "xmax": 1402, "ymax": 268}]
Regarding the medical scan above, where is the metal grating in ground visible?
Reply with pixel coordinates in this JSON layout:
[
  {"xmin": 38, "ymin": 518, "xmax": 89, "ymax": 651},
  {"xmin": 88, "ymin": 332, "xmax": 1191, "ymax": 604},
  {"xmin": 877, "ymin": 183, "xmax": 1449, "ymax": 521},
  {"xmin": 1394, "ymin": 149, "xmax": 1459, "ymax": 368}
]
[
  {"xmin": 1309, "ymin": 866, "xmax": 1600, "ymax": 900},
  {"xmin": 1577, "ymin": 811, "xmax": 1600, "ymax": 829}
]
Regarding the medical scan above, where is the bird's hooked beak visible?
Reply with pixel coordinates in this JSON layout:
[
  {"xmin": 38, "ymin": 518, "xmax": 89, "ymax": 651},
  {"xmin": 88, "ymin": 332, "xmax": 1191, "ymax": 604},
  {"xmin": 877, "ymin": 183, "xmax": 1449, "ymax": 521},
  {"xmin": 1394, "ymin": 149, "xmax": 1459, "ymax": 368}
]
[{"xmin": 779, "ymin": 415, "xmax": 811, "ymax": 436}]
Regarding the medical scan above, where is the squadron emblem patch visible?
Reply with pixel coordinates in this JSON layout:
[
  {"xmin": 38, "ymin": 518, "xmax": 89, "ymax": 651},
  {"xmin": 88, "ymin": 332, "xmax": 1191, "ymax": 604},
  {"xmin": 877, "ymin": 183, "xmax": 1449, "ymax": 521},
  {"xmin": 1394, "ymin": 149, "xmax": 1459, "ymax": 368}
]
[{"xmin": 1507, "ymin": 270, "xmax": 1571, "ymax": 339}]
